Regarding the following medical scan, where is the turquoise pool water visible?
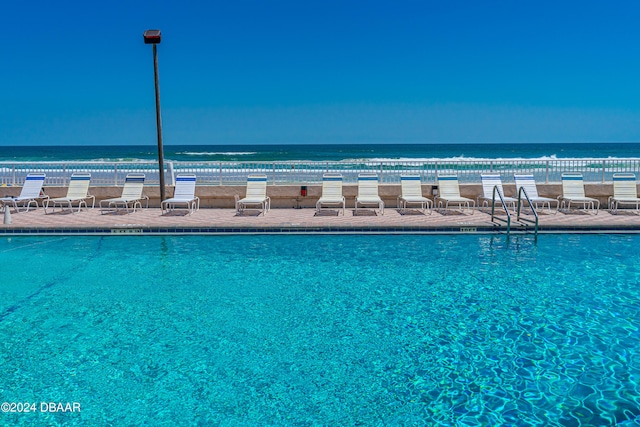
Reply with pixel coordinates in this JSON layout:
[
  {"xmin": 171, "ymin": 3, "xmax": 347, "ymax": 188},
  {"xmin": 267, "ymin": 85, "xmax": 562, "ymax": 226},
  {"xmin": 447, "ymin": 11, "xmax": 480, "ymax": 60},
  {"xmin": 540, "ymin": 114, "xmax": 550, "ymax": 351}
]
[{"xmin": 0, "ymin": 235, "xmax": 639, "ymax": 426}]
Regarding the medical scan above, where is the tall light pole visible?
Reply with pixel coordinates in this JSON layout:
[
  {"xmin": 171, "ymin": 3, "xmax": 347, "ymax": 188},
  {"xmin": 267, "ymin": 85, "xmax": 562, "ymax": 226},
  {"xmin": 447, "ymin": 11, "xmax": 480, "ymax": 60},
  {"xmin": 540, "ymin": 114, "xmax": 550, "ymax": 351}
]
[{"xmin": 143, "ymin": 29, "xmax": 166, "ymax": 202}]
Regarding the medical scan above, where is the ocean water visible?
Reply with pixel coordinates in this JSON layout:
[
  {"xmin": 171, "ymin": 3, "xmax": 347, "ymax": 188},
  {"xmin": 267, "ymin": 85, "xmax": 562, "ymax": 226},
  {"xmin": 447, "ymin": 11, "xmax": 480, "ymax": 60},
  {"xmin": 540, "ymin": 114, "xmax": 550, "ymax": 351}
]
[
  {"xmin": 0, "ymin": 142, "xmax": 639, "ymax": 163},
  {"xmin": 1, "ymin": 234, "xmax": 639, "ymax": 426}
]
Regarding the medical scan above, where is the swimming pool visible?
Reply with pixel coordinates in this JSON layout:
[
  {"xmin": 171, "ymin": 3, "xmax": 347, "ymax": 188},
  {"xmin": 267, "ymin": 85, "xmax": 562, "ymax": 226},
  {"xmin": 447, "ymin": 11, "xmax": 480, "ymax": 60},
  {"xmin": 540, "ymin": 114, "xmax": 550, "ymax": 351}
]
[{"xmin": 1, "ymin": 235, "xmax": 639, "ymax": 426}]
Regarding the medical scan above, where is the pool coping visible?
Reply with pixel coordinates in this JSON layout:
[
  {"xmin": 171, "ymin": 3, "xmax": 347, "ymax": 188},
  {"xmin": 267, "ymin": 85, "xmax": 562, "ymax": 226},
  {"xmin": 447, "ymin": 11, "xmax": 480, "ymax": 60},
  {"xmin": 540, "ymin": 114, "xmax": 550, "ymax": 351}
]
[
  {"xmin": 1, "ymin": 207, "xmax": 639, "ymax": 235},
  {"xmin": 2, "ymin": 224, "xmax": 640, "ymax": 236}
]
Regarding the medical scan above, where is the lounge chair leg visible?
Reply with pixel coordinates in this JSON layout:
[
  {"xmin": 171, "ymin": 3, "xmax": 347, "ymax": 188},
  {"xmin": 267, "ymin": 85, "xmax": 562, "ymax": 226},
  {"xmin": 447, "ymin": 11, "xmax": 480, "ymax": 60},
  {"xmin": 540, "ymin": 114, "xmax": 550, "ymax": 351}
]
[{"xmin": 3, "ymin": 205, "xmax": 11, "ymax": 224}]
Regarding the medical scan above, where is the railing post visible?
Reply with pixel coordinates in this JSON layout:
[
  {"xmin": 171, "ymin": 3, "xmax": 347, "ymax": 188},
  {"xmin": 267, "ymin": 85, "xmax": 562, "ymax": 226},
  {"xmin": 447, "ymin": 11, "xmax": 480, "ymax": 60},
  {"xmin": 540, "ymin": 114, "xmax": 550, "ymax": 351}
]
[
  {"xmin": 114, "ymin": 164, "xmax": 118, "ymax": 186},
  {"xmin": 219, "ymin": 162, "xmax": 223, "ymax": 186},
  {"xmin": 12, "ymin": 165, "xmax": 16, "ymax": 186},
  {"xmin": 434, "ymin": 161, "xmax": 438, "ymax": 184},
  {"xmin": 602, "ymin": 160, "xmax": 605, "ymax": 183},
  {"xmin": 166, "ymin": 162, "xmax": 175, "ymax": 186},
  {"xmin": 545, "ymin": 161, "xmax": 549, "ymax": 184}
]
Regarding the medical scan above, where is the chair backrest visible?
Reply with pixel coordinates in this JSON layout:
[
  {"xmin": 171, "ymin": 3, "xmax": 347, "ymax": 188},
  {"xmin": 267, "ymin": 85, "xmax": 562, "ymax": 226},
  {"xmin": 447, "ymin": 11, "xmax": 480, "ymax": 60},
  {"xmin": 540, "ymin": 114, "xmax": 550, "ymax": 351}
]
[
  {"xmin": 513, "ymin": 174, "xmax": 540, "ymax": 199},
  {"xmin": 121, "ymin": 173, "xmax": 145, "ymax": 200},
  {"xmin": 357, "ymin": 174, "xmax": 379, "ymax": 198},
  {"xmin": 19, "ymin": 173, "xmax": 46, "ymax": 198},
  {"xmin": 437, "ymin": 175, "xmax": 461, "ymax": 198},
  {"xmin": 66, "ymin": 173, "xmax": 91, "ymax": 199},
  {"xmin": 400, "ymin": 175, "xmax": 423, "ymax": 198},
  {"xmin": 246, "ymin": 174, "xmax": 267, "ymax": 199},
  {"xmin": 321, "ymin": 173, "xmax": 343, "ymax": 199},
  {"xmin": 613, "ymin": 173, "xmax": 638, "ymax": 199},
  {"xmin": 480, "ymin": 174, "xmax": 506, "ymax": 199},
  {"xmin": 562, "ymin": 173, "xmax": 586, "ymax": 198},
  {"xmin": 173, "ymin": 174, "xmax": 197, "ymax": 199}
]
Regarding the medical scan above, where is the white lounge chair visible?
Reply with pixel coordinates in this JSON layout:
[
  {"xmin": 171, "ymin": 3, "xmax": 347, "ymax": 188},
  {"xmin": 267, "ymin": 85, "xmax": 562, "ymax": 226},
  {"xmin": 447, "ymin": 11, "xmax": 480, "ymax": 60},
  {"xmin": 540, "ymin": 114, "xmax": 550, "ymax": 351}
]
[
  {"xmin": 45, "ymin": 173, "xmax": 95, "ymax": 213},
  {"xmin": 161, "ymin": 173, "xmax": 200, "ymax": 215},
  {"xmin": 235, "ymin": 174, "xmax": 270, "ymax": 215},
  {"xmin": 478, "ymin": 174, "xmax": 517, "ymax": 212},
  {"xmin": 434, "ymin": 175, "xmax": 475, "ymax": 214},
  {"xmin": 514, "ymin": 174, "xmax": 558, "ymax": 212},
  {"xmin": 608, "ymin": 173, "xmax": 640, "ymax": 214},
  {"xmin": 99, "ymin": 173, "xmax": 148, "ymax": 214},
  {"xmin": 355, "ymin": 173, "xmax": 384, "ymax": 215},
  {"xmin": 397, "ymin": 174, "xmax": 432, "ymax": 214},
  {"xmin": 558, "ymin": 173, "xmax": 599, "ymax": 214},
  {"xmin": 316, "ymin": 173, "xmax": 345, "ymax": 215},
  {"xmin": 0, "ymin": 173, "xmax": 49, "ymax": 213}
]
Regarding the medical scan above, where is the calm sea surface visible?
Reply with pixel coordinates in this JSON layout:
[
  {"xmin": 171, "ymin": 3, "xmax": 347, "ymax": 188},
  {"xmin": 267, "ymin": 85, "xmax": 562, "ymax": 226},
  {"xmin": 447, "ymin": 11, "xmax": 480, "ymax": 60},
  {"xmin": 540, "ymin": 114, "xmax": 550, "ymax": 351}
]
[{"xmin": 0, "ymin": 143, "xmax": 639, "ymax": 162}]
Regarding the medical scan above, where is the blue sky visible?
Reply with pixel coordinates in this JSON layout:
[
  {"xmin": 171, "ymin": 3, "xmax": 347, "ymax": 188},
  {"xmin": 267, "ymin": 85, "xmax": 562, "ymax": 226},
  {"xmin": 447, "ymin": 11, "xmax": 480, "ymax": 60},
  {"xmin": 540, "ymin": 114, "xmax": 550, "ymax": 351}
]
[{"xmin": 1, "ymin": 0, "xmax": 640, "ymax": 146}]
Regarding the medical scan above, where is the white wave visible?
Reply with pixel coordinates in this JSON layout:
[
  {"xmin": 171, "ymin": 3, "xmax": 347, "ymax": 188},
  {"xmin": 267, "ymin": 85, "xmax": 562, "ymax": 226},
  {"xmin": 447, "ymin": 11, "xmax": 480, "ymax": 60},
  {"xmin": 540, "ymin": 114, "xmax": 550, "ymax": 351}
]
[
  {"xmin": 344, "ymin": 156, "xmax": 471, "ymax": 162},
  {"xmin": 90, "ymin": 158, "xmax": 155, "ymax": 163},
  {"xmin": 339, "ymin": 154, "xmax": 635, "ymax": 163},
  {"xmin": 178, "ymin": 151, "xmax": 258, "ymax": 156}
]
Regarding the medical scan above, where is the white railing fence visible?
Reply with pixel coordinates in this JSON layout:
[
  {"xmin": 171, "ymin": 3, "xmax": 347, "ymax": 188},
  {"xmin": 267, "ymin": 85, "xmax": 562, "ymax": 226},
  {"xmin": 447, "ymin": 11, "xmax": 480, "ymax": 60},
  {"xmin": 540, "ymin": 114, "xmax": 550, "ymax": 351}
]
[{"xmin": 1, "ymin": 159, "xmax": 639, "ymax": 187}]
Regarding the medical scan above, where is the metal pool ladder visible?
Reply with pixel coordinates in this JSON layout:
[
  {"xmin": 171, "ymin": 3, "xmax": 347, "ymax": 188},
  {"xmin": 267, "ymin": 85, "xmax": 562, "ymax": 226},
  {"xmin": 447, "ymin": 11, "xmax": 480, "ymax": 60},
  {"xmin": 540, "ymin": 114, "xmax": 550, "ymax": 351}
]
[
  {"xmin": 516, "ymin": 186, "xmax": 539, "ymax": 239},
  {"xmin": 490, "ymin": 186, "xmax": 511, "ymax": 235},
  {"xmin": 490, "ymin": 185, "xmax": 539, "ymax": 240}
]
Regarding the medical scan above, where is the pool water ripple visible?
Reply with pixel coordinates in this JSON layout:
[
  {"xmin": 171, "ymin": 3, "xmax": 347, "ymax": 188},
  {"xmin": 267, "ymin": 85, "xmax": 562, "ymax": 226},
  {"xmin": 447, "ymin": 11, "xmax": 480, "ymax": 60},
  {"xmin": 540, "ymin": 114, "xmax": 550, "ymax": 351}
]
[{"xmin": 0, "ymin": 234, "xmax": 639, "ymax": 425}]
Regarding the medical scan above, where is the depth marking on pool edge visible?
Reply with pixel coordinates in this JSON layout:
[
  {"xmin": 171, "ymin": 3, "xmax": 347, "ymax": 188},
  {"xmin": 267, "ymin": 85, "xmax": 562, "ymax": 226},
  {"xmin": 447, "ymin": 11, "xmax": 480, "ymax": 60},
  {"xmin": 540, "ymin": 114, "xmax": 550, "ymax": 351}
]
[
  {"xmin": 459, "ymin": 227, "xmax": 477, "ymax": 233},
  {"xmin": 111, "ymin": 228, "xmax": 143, "ymax": 234}
]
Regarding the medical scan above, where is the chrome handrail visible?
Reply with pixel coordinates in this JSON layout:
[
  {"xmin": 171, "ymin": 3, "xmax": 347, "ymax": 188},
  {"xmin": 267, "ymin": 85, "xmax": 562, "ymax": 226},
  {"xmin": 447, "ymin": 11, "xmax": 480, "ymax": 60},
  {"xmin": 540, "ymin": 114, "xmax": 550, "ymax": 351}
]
[
  {"xmin": 516, "ymin": 186, "xmax": 539, "ymax": 238},
  {"xmin": 490, "ymin": 185, "xmax": 511, "ymax": 235}
]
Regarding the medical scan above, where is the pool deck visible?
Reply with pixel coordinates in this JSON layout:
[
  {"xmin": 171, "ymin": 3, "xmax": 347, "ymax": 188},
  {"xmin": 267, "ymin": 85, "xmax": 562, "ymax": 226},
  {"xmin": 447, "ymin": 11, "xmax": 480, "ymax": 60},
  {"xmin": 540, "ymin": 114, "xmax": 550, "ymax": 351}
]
[{"xmin": 1, "ymin": 206, "xmax": 639, "ymax": 235}]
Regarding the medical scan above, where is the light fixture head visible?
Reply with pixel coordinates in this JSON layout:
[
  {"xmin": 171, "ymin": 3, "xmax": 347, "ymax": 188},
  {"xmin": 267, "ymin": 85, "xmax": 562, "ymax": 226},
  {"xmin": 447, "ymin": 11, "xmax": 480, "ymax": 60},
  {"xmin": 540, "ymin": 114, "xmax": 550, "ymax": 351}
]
[{"xmin": 143, "ymin": 30, "xmax": 161, "ymax": 44}]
